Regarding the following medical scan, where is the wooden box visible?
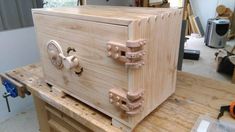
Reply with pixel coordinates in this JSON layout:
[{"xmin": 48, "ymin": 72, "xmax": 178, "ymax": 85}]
[{"xmin": 32, "ymin": 6, "xmax": 182, "ymax": 130}]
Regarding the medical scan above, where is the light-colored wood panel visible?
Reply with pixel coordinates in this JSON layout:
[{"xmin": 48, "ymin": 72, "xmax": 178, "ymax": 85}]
[
  {"xmin": 46, "ymin": 105, "xmax": 92, "ymax": 132},
  {"xmin": 33, "ymin": 14, "xmax": 131, "ymax": 126},
  {"xmin": 33, "ymin": 96, "xmax": 50, "ymax": 132}
]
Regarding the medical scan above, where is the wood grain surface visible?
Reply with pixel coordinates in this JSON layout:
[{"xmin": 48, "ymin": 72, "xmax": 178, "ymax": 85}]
[
  {"xmin": 32, "ymin": 6, "xmax": 183, "ymax": 129},
  {"xmin": 5, "ymin": 64, "xmax": 235, "ymax": 132}
]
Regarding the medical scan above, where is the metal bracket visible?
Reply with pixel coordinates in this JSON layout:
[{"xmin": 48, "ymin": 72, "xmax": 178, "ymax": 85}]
[
  {"xmin": 107, "ymin": 39, "xmax": 146, "ymax": 69},
  {"xmin": 109, "ymin": 88, "xmax": 144, "ymax": 115}
]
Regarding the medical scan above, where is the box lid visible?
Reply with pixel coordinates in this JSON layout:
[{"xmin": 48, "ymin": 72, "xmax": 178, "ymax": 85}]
[{"xmin": 32, "ymin": 5, "xmax": 178, "ymax": 26}]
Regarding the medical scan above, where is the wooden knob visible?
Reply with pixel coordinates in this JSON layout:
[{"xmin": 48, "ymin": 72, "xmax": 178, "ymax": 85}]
[
  {"xmin": 107, "ymin": 45, "xmax": 112, "ymax": 51},
  {"xmin": 114, "ymin": 46, "xmax": 119, "ymax": 52},
  {"xmin": 107, "ymin": 52, "xmax": 112, "ymax": 57},
  {"xmin": 114, "ymin": 54, "xmax": 119, "ymax": 59},
  {"xmin": 110, "ymin": 99, "xmax": 113, "ymax": 103}
]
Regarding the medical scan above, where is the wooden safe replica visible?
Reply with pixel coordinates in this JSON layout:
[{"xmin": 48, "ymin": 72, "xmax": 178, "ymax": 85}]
[{"xmin": 33, "ymin": 6, "xmax": 183, "ymax": 130}]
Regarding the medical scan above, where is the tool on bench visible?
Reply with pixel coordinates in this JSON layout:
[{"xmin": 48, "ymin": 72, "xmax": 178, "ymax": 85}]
[
  {"xmin": 217, "ymin": 102, "xmax": 235, "ymax": 120},
  {"xmin": 0, "ymin": 73, "xmax": 30, "ymax": 112}
]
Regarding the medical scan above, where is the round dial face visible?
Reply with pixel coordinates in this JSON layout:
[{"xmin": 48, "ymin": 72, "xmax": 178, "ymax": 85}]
[{"xmin": 47, "ymin": 40, "xmax": 63, "ymax": 69}]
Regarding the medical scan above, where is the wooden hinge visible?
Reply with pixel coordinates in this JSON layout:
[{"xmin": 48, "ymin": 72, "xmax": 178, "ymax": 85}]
[
  {"xmin": 106, "ymin": 39, "xmax": 146, "ymax": 69},
  {"xmin": 109, "ymin": 88, "xmax": 144, "ymax": 115}
]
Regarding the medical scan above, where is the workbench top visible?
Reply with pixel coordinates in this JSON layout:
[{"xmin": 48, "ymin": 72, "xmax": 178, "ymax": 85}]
[{"xmin": 4, "ymin": 64, "xmax": 235, "ymax": 132}]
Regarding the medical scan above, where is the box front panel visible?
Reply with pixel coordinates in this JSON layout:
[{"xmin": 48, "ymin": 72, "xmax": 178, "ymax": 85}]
[{"xmin": 33, "ymin": 14, "xmax": 130, "ymax": 122}]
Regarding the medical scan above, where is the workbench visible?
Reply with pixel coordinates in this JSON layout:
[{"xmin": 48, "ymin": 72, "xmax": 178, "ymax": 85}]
[{"xmin": 2, "ymin": 64, "xmax": 235, "ymax": 132}]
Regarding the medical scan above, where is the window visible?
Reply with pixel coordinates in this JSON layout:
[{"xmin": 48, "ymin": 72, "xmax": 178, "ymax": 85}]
[{"xmin": 44, "ymin": 0, "xmax": 78, "ymax": 8}]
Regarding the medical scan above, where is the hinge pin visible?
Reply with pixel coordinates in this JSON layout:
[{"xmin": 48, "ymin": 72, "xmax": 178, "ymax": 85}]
[{"xmin": 106, "ymin": 39, "xmax": 146, "ymax": 69}]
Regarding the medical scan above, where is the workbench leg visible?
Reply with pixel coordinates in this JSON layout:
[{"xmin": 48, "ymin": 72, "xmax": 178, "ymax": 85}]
[
  {"xmin": 112, "ymin": 118, "xmax": 132, "ymax": 132},
  {"xmin": 33, "ymin": 96, "xmax": 50, "ymax": 132},
  {"xmin": 232, "ymin": 68, "xmax": 235, "ymax": 84}
]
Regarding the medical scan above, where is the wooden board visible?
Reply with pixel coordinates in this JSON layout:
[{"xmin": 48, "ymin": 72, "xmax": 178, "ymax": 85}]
[
  {"xmin": 188, "ymin": 15, "xmax": 199, "ymax": 34},
  {"xmin": 32, "ymin": 6, "xmax": 183, "ymax": 129},
  {"xmin": 4, "ymin": 64, "xmax": 235, "ymax": 132}
]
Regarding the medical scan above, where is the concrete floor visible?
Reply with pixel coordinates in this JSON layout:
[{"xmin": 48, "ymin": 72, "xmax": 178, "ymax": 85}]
[
  {"xmin": 182, "ymin": 36, "xmax": 235, "ymax": 83},
  {"xmin": 0, "ymin": 105, "xmax": 39, "ymax": 132},
  {"xmin": 0, "ymin": 37, "xmax": 234, "ymax": 132}
]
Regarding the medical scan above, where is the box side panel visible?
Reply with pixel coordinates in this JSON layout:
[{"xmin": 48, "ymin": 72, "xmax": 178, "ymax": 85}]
[
  {"xmin": 145, "ymin": 9, "xmax": 183, "ymax": 116},
  {"xmin": 128, "ymin": 9, "xmax": 183, "ymax": 127},
  {"xmin": 33, "ymin": 13, "xmax": 131, "ymax": 125}
]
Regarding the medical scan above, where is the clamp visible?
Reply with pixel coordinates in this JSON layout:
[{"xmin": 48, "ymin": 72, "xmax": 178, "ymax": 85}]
[
  {"xmin": 0, "ymin": 73, "xmax": 30, "ymax": 112},
  {"xmin": 217, "ymin": 102, "xmax": 235, "ymax": 119}
]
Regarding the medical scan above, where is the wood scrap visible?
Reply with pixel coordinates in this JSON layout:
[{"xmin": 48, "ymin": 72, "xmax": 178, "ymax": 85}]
[
  {"xmin": 185, "ymin": 20, "xmax": 189, "ymax": 36},
  {"xmin": 187, "ymin": 3, "xmax": 192, "ymax": 16},
  {"xmin": 192, "ymin": 16, "xmax": 200, "ymax": 34},
  {"xmin": 216, "ymin": 5, "xmax": 227, "ymax": 15},
  {"xmin": 183, "ymin": 0, "xmax": 202, "ymax": 36},
  {"xmin": 189, "ymin": 15, "xmax": 197, "ymax": 33}
]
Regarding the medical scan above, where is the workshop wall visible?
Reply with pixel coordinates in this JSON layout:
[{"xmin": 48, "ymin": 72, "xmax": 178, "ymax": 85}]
[
  {"xmin": 190, "ymin": 0, "xmax": 235, "ymax": 31},
  {"xmin": 0, "ymin": 27, "xmax": 39, "ymax": 123}
]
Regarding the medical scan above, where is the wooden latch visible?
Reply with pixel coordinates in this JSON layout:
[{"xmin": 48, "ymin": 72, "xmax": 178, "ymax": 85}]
[
  {"xmin": 109, "ymin": 88, "xmax": 144, "ymax": 115},
  {"xmin": 107, "ymin": 39, "xmax": 146, "ymax": 68}
]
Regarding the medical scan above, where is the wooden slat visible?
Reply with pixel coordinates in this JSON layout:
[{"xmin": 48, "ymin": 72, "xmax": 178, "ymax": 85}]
[
  {"xmin": 33, "ymin": 96, "xmax": 50, "ymax": 132},
  {"xmin": 48, "ymin": 119, "xmax": 70, "ymax": 132},
  {"xmin": 188, "ymin": 15, "xmax": 197, "ymax": 33},
  {"xmin": 46, "ymin": 105, "xmax": 92, "ymax": 132},
  {"xmin": 192, "ymin": 16, "xmax": 200, "ymax": 34}
]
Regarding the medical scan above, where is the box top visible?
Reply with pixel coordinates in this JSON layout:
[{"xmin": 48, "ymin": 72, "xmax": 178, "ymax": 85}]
[{"xmin": 32, "ymin": 5, "xmax": 181, "ymax": 26}]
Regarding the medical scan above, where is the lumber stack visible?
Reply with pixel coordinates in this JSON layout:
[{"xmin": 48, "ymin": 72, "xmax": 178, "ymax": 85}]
[
  {"xmin": 183, "ymin": 0, "xmax": 203, "ymax": 36},
  {"xmin": 216, "ymin": 5, "xmax": 233, "ymax": 22}
]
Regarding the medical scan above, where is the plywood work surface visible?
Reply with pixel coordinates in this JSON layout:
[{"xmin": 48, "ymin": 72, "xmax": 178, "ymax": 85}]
[{"xmin": 5, "ymin": 64, "xmax": 235, "ymax": 132}]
